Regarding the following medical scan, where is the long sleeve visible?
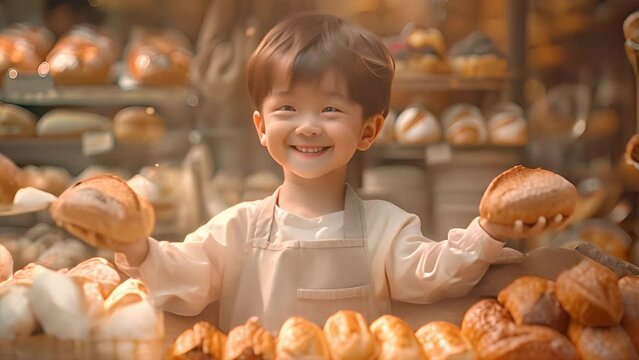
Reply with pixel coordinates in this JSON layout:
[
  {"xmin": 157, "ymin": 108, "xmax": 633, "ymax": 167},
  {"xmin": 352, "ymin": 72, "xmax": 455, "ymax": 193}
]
[
  {"xmin": 385, "ymin": 213, "xmax": 504, "ymax": 304},
  {"xmin": 115, "ymin": 202, "xmax": 256, "ymax": 316}
]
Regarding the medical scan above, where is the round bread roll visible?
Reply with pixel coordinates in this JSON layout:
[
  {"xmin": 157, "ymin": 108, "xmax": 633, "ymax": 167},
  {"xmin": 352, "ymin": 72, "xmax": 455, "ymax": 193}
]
[
  {"xmin": 126, "ymin": 32, "xmax": 191, "ymax": 86},
  {"xmin": 555, "ymin": 259, "xmax": 623, "ymax": 327},
  {"xmin": 619, "ymin": 276, "xmax": 639, "ymax": 353},
  {"xmin": 113, "ymin": 106, "xmax": 166, "ymax": 143},
  {"xmin": 479, "ymin": 165, "xmax": 577, "ymax": 225},
  {"xmin": 370, "ymin": 315, "xmax": 425, "ymax": 360},
  {"xmin": 49, "ymin": 174, "xmax": 155, "ymax": 248},
  {"xmin": 169, "ymin": 321, "xmax": 227, "ymax": 360},
  {"xmin": 0, "ymin": 243, "xmax": 13, "ymax": 283},
  {"xmin": 0, "ymin": 35, "xmax": 41, "ymax": 84},
  {"xmin": 624, "ymin": 134, "xmax": 639, "ymax": 171},
  {"xmin": 3, "ymin": 22, "xmax": 54, "ymax": 58},
  {"xmin": 415, "ymin": 321, "xmax": 472, "ymax": 360},
  {"xmin": 488, "ymin": 112, "xmax": 527, "ymax": 146},
  {"xmin": 442, "ymin": 104, "xmax": 487, "ymax": 146},
  {"xmin": 0, "ymin": 103, "xmax": 37, "ymax": 137},
  {"xmin": 67, "ymin": 257, "xmax": 121, "ymax": 299},
  {"xmin": 22, "ymin": 165, "xmax": 72, "ymax": 196},
  {"xmin": 0, "ymin": 153, "xmax": 24, "ymax": 204},
  {"xmin": 394, "ymin": 106, "xmax": 441, "ymax": 145},
  {"xmin": 323, "ymin": 310, "xmax": 379, "ymax": 360},
  {"xmin": 567, "ymin": 320, "xmax": 638, "ymax": 360},
  {"xmin": 406, "ymin": 27, "xmax": 446, "ymax": 56},
  {"xmin": 497, "ymin": 276, "xmax": 568, "ymax": 333},
  {"xmin": 224, "ymin": 317, "xmax": 275, "ymax": 360},
  {"xmin": 37, "ymin": 109, "xmax": 111, "ymax": 137},
  {"xmin": 277, "ymin": 316, "xmax": 331, "ymax": 359}
]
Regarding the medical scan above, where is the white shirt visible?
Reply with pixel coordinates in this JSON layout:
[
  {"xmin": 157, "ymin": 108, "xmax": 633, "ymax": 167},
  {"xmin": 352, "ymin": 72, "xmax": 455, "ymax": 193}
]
[{"xmin": 116, "ymin": 198, "xmax": 504, "ymax": 319}]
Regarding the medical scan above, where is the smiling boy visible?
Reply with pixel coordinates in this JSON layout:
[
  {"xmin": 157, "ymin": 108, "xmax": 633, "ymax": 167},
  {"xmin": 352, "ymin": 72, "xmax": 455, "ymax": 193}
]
[{"xmin": 115, "ymin": 13, "xmax": 561, "ymax": 332}]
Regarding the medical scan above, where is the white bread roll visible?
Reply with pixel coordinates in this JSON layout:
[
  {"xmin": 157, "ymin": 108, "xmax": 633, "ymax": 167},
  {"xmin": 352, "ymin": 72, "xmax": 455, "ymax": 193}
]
[
  {"xmin": 395, "ymin": 106, "xmax": 441, "ymax": 145},
  {"xmin": 37, "ymin": 109, "xmax": 111, "ymax": 137}
]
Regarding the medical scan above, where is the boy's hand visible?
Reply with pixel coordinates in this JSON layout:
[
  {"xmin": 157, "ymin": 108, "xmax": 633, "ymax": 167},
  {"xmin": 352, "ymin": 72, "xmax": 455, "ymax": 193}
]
[{"xmin": 479, "ymin": 215, "xmax": 568, "ymax": 242}]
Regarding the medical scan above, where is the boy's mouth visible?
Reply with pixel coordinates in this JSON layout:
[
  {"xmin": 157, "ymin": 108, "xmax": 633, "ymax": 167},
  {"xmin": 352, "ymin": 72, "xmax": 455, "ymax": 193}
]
[{"xmin": 291, "ymin": 145, "xmax": 331, "ymax": 154}]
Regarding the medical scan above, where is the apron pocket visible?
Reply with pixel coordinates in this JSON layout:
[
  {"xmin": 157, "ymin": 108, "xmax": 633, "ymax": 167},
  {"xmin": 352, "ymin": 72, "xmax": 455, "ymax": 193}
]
[{"xmin": 296, "ymin": 285, "xmax": 371, "ymax": 325}]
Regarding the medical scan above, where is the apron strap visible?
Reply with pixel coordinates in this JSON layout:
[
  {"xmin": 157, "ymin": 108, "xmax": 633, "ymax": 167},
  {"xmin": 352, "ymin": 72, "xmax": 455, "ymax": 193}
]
[{"xmin": 252, "ymin": 184, "xmax": 366, "ymax": 241}]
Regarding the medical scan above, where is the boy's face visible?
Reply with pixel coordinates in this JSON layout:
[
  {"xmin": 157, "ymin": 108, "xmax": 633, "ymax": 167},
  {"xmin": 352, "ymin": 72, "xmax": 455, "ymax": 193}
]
[{"xmin": 253, "ymin": 71, "xmax": 383, "ymax": 180}]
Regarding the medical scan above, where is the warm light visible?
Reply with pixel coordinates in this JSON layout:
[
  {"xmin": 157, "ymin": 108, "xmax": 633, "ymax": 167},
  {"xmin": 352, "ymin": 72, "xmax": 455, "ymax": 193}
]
[
  {"xmin": 38, "ymin": 62, "xmax": 50, "ymax": 77},
  {"xmin": 8, "ymin": 68, "xmax": 17, "ymax": 79}
]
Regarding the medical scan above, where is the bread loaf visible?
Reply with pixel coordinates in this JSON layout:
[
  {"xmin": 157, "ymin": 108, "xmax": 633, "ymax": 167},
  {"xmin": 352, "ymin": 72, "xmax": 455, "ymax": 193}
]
[
  {"xmin": 224, "ymin": 317, "xmax": 275, "ymax": 360},
  {"xmin": 415, "ymin": 321, "xmax": 473, "ymax": 360},
  {"xmin": 619, "ymin": 276, "xmax": 639, "ymax": 352},
  {"xmin": 169, "ymin": 321, "xmax": 227, "ymax": 360},
  {"xmin": 277, "ymin": 316, "xmax": 331, "ymax": 359},
  {"xmin": 568, "ymin": 320, "xmax": 638, "ymax": 360},
  {"xmin": 556, "ymin": 259, "xmax": 623, "ymax": 327},
  {"xmin": 370, "ymin": 315, "xmax": 425, "ymax": 360},
  {"xmin": 479, "ymin": 165, "xmax": 577, "ymax": 225},
  {"xmin": 324, "ymin": 310, "xmax": 379, "ymax": 360},
  {"xmin": 0, "ymin": 153, "xmax": 24, "ymax": 204}
]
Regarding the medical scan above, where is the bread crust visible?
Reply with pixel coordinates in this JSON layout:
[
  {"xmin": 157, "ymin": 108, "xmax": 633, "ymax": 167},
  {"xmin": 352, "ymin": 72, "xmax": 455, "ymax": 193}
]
[
  {"xmin": 370, "ymin": 315, "xmax": 425, "ymax": 360},
  {"xmin": 0, "ymin": 103, "xmax": 36, "ymax": 137},
  {"xmin": 324, "ymin": 310, "xmax": 379, "ymax": 360},
  {"xmin": 49, "ymin": 174, "xmax": 155, "ymax": 247},
  {"xmin": 170, "ymin": 321, "xmax": 227, "ymax": 360},
  {"xmin": 415, "ymin": 321, "xmax": 472, "ymax": 360},
  {"xmin": 497, "ymin": 276, "xmax": 568, "ymax": 333},
  {"xmin": 0, "ymin": 153, "xmax": 24, "ymax": 204},
  {"xmin": 479, "ymin": 165, "xmax": 577, "ymax": 225},
  {"xmin": 113, "ymin": 106, "xmax": 166, "ymax": 143},
  {"xmin": 619, "ymin": 276, "xmax": 639, "ymax": 353},
  {"xmin": 568, "ymin": 320, "xmax": 638, "ymax": 360},
  {"xmin": 277, "ymin": 316, "xmax": 331, "ymax": 359},
  {"xmin": 555, "ymin": 260, "xmax": 623, "ymax": 327},
  {"xmin": 224, "ymin": 317, "xmax": 275, "ymax": 360}
]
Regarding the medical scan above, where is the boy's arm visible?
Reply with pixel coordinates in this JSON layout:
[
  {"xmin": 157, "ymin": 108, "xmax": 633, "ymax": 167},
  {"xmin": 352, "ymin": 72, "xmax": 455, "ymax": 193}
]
[{"xmin": 385, "ymin": 214, "xmax": 504, "ymax": 305}]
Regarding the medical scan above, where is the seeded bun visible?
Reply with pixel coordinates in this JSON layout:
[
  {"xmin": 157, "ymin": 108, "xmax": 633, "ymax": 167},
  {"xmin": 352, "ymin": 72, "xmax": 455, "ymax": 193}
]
[
  {"xmin": 49, "ymin": 174, "xmax": 155, "ymax": 248},
  {"xmin": 480, "ymin": 165, "xmax": 577, "ymax": 225}
]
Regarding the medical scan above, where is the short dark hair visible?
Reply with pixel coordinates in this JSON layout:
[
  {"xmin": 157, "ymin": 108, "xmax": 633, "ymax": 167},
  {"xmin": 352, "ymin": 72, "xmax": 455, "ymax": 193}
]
[{"xmin": 247, "ymin": 13, "xmax": 395, "ymax": 118}]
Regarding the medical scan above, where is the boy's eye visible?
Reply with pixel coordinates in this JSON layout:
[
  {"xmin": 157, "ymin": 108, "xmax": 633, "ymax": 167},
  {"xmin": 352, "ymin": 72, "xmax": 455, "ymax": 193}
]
[
  {"xmin": 322, "ymin": 106, "xmax": 341, "ymax": 113},
  {"xmin": 277, "ymin": 105, "xmax": 295, "ymax": 111}
]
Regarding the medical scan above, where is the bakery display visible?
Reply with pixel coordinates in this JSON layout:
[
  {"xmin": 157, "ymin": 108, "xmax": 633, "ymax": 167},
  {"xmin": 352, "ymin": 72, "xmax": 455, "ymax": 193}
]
[
  {"xmin": 46, "ymin": 25, "xmax": 116, "ymax": 86},
  {"xmin": 370, "ymin": 315, "xmax": 425, "ymax": 360},
  {"xmin": 394, "ymin": 105, "xmax": 441, "ymax": 145},
  {"xmin": 447, "ymin": 32, "xmax": 508, "ymax": 77},
  {"xmin": 21, "ymin": 165, "xmax": 72, "ymax": 196},
  {"xmin": 125, "ymin": 26, "xmax": 192, "ymax": 86},
  {"xmin": 113, "ymin": 106, "xmax": 167, "ymax": 143},
  {"xmin": 487, "ymin": 103, "xmax": 528, "ymax": 146},
  {"xmin": 0, "ymin": 103, "xmax": 37, "ymax": 138},
  {"xmin": 36, "ymin": 109, "xmax": 112, "ymax": 137},
  {"xmin": 2, "ymin": 23, "xmax": 54, "ymax": 59},
  {"xmin": 390, "ymin": 27, "xmax": 449, "ymax": 75},
  {"xmin": 415, "ymin": 321, "xmax": 472, "ymax": 360},
  {"xmin": 224, "ymin": 317, "xmax": 275, "ymax": 360},
  {"xmin": 169, "ymin": 321, "xmax": 227, "ymax": 360},
  {"xmin": 619, "ymin": 276, "xmax": 639, "ymax": 352},
  {"xmin": 479, "ymin": 165, "xmax": 577, "ymax": 226},
  {"xmin": 277, "ymin": 316, "xmax": 331, "ymax": 360},
  {"xmin": 323, "ymin": 310, "xmax": 379, "ymax": 360},
  {"xmin": 49, "ymin": 174, "xmax": 155, "ymax": 248},
  {"xmin": 555, "ymin": 259, "xmax": 623, "ymax": 327},
  {"xmin": 0, "ymin": 33, "xmax": 41, "ymax": 86},
  {"xmin": 497, "ymin": 275, "xmax": 568, "ymax": 333}
]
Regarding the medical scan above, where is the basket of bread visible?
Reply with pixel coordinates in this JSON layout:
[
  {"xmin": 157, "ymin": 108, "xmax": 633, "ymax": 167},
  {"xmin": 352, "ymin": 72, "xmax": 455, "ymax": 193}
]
[{"xmin": 0, "ymin": 254, "xmax": 164, "ymax": 360}]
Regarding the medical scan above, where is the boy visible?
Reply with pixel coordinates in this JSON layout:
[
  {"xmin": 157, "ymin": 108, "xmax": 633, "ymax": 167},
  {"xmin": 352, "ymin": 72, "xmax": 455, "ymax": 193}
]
[{"xmin": 115, "ymin": 13, "xmax": 561, "ymax": 332}]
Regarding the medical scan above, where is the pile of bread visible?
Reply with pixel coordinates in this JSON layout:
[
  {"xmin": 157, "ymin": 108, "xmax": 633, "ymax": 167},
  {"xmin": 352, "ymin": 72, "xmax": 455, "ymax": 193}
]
[
  {"xmin": 0, "ymin": 22, "xmax": 191, "ymax": 87},
  {"xmin": 168, "ymin": 259, "xmax": 638, "ymax": 360},
  {"xmin": 0, "ymin": 254, "xmax": 164, "ymax": 360},
  {"xmin": 387, "ymin": 27, "xmax": 508, "ymax": 78},
  {"xmin": 0, "ymin": 153, "xmax": 72, "ymax": 204},
  {"xmin": 380, "ymin": 102, "xmax": 527, "ymax": 147},
  {"xmin": 0, "ymin": 103, "xmax": 167, "ymax": 141}
]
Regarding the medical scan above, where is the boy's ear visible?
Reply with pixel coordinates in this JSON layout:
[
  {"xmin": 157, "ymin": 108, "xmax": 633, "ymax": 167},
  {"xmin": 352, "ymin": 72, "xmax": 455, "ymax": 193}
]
[
  {"xmin": 252, "ymin": 111, "xmax": 267, "ymax": 146},
  {"xmin": 358, "ymin": 113, "xmax": 385, "ymax": 151}
]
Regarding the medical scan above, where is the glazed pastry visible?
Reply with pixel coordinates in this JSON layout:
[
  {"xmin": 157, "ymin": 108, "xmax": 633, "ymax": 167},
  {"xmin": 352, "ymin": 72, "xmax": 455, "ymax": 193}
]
[
  {"xmin": 370, "ymin": 315, "xmax": 425, "ymax": 360},
  {"xmin": 479, "ymin": 165, "xmax": 577, "ymax": 226},
  {"xmin": 169, "ymin": 321, "xmax": 227, "ymax": 360},
  {"xmin": 568, "ymin": 320, "xmax": 638, "ymax": 360},
  {"xmin": 497, "ymin": 276, "xmax": 568, "ymax": 333},
  {"xmin": 324, "ymin": 310, "xmax": 379, "ymax": 360},
  {"xmin": 619, "ymin": 276, "xmax": 639, "ymax": 352},
  {"xmin": 277, "ymin": 316, "xmax": 331, "ymax": 359},
  {"xmin": 394, "ymin": 106, "xmax": 441, "ymax": 145},
  {"xmin": 556, "ymin": 259, "xmax": 623, "ymax": 327},
  {"xmin": 415, "ymin": 321, "xmax": 472, "ymax": 360},
  {"xmin": 224, "ymin": 317, "xmax": 275, "ymax": 360},
  {"xmin": 447, "ymin": 32, "xmax": 508, "ymax": 77}
]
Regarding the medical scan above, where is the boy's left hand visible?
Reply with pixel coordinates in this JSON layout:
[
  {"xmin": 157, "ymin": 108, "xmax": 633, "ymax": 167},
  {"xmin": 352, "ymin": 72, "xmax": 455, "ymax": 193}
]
[{"xmin": 479, "ymin": 214, "xmax": 568, "ymax": 242}]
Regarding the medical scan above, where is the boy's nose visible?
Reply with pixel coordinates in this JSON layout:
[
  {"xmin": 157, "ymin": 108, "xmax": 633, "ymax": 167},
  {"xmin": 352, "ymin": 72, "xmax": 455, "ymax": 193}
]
[{"xmin": 295, "ymin": 118, "xmax": 322, "ymax": 136}]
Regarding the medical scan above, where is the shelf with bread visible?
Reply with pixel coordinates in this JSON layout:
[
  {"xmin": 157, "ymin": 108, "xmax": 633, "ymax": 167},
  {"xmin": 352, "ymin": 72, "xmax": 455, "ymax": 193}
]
[{"xmin": 393, "ymin": 73, "xmax": 513, "ymax": 92}]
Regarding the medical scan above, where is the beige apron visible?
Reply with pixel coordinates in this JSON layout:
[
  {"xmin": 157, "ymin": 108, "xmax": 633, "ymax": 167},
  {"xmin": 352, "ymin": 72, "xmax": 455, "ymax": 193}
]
[{"xmin": 219, "ymin": 185, "xmax": 379, "ymax": 332}]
